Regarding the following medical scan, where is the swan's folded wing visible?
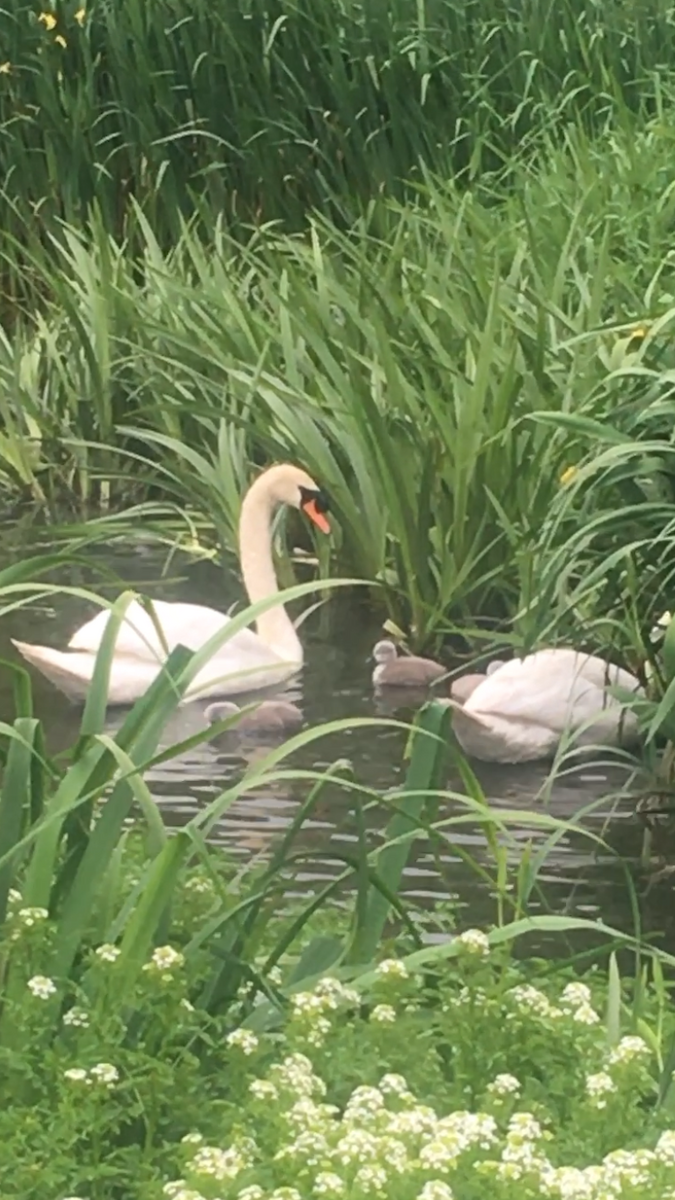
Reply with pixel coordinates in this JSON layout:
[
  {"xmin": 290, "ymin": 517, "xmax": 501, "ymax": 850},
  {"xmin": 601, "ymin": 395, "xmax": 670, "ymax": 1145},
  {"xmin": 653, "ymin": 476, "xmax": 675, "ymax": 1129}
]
[
  {"xmin": 69, "ymin": 601, "xmax": 240, "ymax": 659},
  {"xmin": 464, "ymin": 650, "xmax": 641, "ymax": 736}
]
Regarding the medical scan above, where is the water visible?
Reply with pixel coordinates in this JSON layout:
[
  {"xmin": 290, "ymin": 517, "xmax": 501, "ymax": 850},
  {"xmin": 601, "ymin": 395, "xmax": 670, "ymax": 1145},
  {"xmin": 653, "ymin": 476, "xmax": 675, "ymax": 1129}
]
[{"xmin": 0, "ymin": 536, "xmax": 670, "ymax": 953}]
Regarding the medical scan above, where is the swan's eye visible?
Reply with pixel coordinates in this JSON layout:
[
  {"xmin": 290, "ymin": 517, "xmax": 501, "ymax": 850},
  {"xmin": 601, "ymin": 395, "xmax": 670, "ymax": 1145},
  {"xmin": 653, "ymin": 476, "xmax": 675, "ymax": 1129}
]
[
  {"xmin": 299, "ymin": 486, "xmax": 329, "ymax": 513},
  {"xmin": 299, "ymin": 486, "xmax": 330, "ymax": 533}
]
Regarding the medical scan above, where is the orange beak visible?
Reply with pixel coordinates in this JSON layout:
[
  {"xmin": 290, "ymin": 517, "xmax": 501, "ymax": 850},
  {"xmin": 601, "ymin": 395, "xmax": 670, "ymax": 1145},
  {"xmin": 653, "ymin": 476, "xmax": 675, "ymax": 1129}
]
[{"xmin": 302, "ymin": 498, "xmax": 330, "ymax": 534}]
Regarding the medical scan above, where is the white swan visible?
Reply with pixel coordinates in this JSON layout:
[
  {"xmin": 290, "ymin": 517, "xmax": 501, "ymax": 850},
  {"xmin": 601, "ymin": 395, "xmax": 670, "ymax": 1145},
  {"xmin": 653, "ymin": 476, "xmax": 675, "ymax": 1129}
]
[
  {"xmin": 12, "ymin": 464, "xmax": 330, "ymax": 705},
  {"xmin": 442, "ymin": 648, "xmax": 644, "ymax": 763}
]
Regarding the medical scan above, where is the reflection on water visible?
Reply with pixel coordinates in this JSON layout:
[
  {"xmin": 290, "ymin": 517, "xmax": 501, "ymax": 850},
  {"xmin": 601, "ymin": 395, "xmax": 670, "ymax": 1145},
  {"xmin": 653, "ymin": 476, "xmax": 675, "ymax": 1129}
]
[{"xmin": 0, "ymin": 540, "xmax": 669, "ymax": 953}]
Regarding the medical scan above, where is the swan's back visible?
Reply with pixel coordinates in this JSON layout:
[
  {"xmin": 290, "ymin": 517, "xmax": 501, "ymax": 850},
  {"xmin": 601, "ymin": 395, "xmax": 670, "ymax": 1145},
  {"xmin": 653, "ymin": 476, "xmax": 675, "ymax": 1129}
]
[
  {"xmin": 465, "ymin": 649, "xmax": 641, "ymax": 735},
  {"xmin": 69, "ymin": 599, "xmax": 267, "ymax": 662}
]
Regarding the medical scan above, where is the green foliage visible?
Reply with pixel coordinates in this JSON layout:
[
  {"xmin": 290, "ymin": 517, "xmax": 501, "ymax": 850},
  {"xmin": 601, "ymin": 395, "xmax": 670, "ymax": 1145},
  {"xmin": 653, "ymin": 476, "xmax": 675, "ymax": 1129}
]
[
  {"xmin": 5, "ymin": 107, "xmax": 675, "ymax": 642},
  {"xmin": 1, "ymin": 0, "xmax": 673, "ymax": 270},
  {"xmin": 3, "ymin": 907, "xmax": 675, "ymax": 1199}
]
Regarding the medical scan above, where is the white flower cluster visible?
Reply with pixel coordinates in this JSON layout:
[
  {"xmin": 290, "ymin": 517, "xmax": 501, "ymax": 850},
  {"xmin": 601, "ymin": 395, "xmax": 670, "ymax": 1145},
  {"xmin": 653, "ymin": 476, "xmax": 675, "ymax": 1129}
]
[
  {"xmin": 63, "ymin": 1006, "xmax": 90, "ymax": 1028},
  {"xmin": 454, "ymin": 928, "xmax": 490, "ymax": 958},
  {"xmin": 184, "ymin": 875, "xmax": 214, "ymax": 895},
  {"xmin": 63, "ymin": 1062, "xmax": 119, "ymax": 1088},
  {"xmin": 17, "ymin": 906, "xmax": 48, "ymax": 927},
  {"xmin": 585, "ymin": 1072, "xmax": 616, "ymax": 1109},
  {"xmin": 375, "ymin": 958, "xmax": 409, "ymax": 980},
  {"xmin": 143, "ymin": 945, "xmax": 185, "ymax": 975},
  {"xmin": 27, "ymin": 974, "xmax": 56, "ymax": 1000},
  {"xmin": 559, "ymin": 981, "xmax": 600, "ymax": 1027},
  {"xmin": 163, "ymin": 1043, "xmax": 675, "ymax": 1200},
  {"xmin": 288, "ymin": 977, "xmax": 360, "ymax": 1046},
  {"xmin": 607, "ymin": 1035, "xmax": 650, "ymax": 1067},
  {"xmin": 488, "ymin": 1074, "xmax": 521, "ymax": 1099},
  {"xmin": 226, "ymin": 1029, "xmax": 259, "ymax": 1055},
  {"xmin": 94, "ymin": 943, "xmax": 120, "ymax": 963},
  {"xmin": 507, "ymin": 984, "xmax": 563, "ymax": 1021}
]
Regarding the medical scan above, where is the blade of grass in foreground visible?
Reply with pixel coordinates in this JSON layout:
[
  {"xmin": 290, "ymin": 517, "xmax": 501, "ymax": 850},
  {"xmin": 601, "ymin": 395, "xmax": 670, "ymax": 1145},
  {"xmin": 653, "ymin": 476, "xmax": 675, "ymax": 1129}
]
[{"xmin": 349, "ymin": 701, "xmax": 450, "ymax": 965}]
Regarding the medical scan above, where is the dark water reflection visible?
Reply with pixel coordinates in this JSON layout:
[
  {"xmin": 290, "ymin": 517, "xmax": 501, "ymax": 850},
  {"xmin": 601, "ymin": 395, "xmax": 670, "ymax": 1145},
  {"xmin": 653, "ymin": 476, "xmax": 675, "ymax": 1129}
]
[{"xmin": 0, "ymin": 539, "xmax": 671, "ymax": 954}]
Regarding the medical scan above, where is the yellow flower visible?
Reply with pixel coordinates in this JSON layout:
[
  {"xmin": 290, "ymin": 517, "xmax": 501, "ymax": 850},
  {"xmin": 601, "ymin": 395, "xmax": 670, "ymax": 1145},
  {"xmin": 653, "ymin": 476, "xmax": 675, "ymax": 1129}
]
[
  {"xmin": 74, "ymin": 6, "xmax": 85, "ymax": 24},
  {"xmin": 560, "ymin": 465, "xmax": 578, "ymax": 487},
  {"xmin": 54, "ymin": 33, "xmax": 67, "ymax": 47},
  {"xmin": 38, "ymin": 11, "xmax": 57, "ymax": 30},
  {"xmin": 0, "ymin": 62, "xmax": 11, "ymax": 74},
  {"xmin": 628, "ymin": 323, "xmax": 650, "ymax": 341}
]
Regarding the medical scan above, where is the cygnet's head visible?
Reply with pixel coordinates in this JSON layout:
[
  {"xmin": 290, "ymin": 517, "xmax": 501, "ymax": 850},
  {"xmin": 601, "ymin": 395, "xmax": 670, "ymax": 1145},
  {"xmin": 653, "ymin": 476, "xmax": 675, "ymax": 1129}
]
[
  {"xmin": 372, "ymin": 639, "xmax": 399, "ymax": 664},
  {"xmin": 205, "ymin": 702, "xmax": 240, "ymax": 724},
  {"xmin": 249, "ymin": 464, "xmax": 331, "ymax": 533}
]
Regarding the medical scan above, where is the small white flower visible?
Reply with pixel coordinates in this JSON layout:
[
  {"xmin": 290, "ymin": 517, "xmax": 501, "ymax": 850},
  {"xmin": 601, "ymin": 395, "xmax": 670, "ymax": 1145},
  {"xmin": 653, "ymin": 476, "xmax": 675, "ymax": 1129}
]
[
  {"xmin": 163, "ymin": 1187, "xmax": 206, "ymax": 1200},
  {"xmin": 370, "ymin": 1003, "xmax": 397, "ymax": 1024},
  {"xmin": 185, "ymin": 875, "xmax": 214, "ymax": 894},
  {"xmin": 345, "ymin": 1085, "xmax": 385, "ymax": 1116},
  {"xmin": 608, "ymin": 1035, "xmax": 650, "ymax": 1066},
  {"xmin": 353, "ymin": 1165, "xmax": 387, "ymax": 1192},
  {"xmin": 379, "ymin": 1072, "xmax": 411, "ymax": 1096},
  {"xmin": 388, "ymin": 1106, "xmax": 437, "ymax": 1137},
  {"xmin": 237, "ymin": 1188, "xmax": 265, "ymax": 1200},
  {"xmin": 585, "ymin": 1072, "xmax": 616, "ymax": 1108},
  {"xmin": 191, "ymin": 1143, "xmax": 249, "ymax": 1181},
  {"xmin": 226, "ymin": 1029, "xmax": 259, "ymax": 1055},
  {"xmin": 560, "ymin": 982, "xmax": 592, "ymax": 1008},
  {"xmin": 143, "ymin": 944, "xmax": 185, "ymax": 973},
  {"xmin": 8, "ymin": 888, "xmax": 21, "ymax": 906},
  {"xmin": 181, "ymin": 1131, "xmax": 204, "ymax": 1145},
  {"xmin": 27, "ymin": 974, "xmax": 56, "ymax": 999},
  {"xmin": 64, "ymin": 1068, "xmax": 88, "ymax": 1083},
  {"xmin": 375, "ymin": 958, "xmax": 409, "ymax": 980},
  {"xmin": 18, "ymin": 906, "xmax": 48, "ymax": 927},
  {"xmin": 507, "ymin": 1112, "xmax": 543, "ymax": 1143},
  {"xmin": 63, "ymin": 1006, "xmax": 89, "ymax": 1028},
  {"xmin": 455, "ymin": 928, "xmax": 490, "ymax": 957},
  {"xmin": 657, "ymin": 1130, "xmax": 675, "ymax": 1165},
  {"xmin": 269, "ymin": 1190, "xmax": 302, "ymax": 1200},
  {"xmin": 94, "ymin": 943, "xmax": 120, "ymax": 963},
  {"xmin": 571, "ymin": 1001, "xmax": 600, "ymax": 1026},
  {"xmin": 180, "ymin": 998, "xmax": 195, "ymax": 1012},
  {"xmin": 488, "ymin": 1074, "xmax": 521, "ymax": 1097},
  {"xmin": 313, "ymin": 1172, "xmax": 345, "ymax": 1196},
  {"xmin": 508, "ymin": 985, "xmax": 561, "ymax": 1020},
  {"xmin": 313, "ymin": 976, "xmax": 360, "ymax": 1008},
  {"xmin": 89, "ymin": 1062, "xmax": 119, "ymax": 1086},
  {"xmin": 334, "ymin": 1128, "xmax": 380, "ymax": 1166},
  {"xmin": 249, "ymin": 1079, "xmax": 278, "ymax": 1101},
  {"xmin": 418, "ymin": 1183, "xmax": 455, "ymax": 1200},
  {"xmin": 267, "ymin": 965, "xmax": 283, "ymax": 987}
]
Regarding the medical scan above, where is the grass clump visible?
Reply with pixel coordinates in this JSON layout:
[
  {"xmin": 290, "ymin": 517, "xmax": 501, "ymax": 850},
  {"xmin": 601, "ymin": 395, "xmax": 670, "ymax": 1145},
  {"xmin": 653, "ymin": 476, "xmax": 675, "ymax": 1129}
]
[{"xmin": 4, "ymin": 876, "xmax": 675, "ymax": 1200}]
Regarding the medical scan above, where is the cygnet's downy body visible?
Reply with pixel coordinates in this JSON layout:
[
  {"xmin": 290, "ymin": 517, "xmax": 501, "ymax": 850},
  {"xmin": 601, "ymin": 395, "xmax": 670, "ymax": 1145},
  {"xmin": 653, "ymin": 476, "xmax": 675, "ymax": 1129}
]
[
  {"xmin": 371, "ymin": 639, "xmax": 446, "ymax": 688},
  {"xmin": 205, "ymin": 699, "xmax": 304, "ymax": 737}
]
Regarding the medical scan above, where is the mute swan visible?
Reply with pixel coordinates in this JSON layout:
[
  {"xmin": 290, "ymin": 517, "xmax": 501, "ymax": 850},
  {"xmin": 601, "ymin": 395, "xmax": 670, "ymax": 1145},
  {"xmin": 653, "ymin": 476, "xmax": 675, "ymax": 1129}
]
[
  {"xmin": 205, "ymin": 699, "xmax": 303, "ymax": 735},
  {"xmin": 442, "ymin": 648, "xmax": 643, "ymax": 764},
  {"xmin": 372, "ymin": 639, "xmax": 446, "ymax": 687},
  {"xmin": 12, "ymin": 464, "xmax": 330, "ymax": 705}
]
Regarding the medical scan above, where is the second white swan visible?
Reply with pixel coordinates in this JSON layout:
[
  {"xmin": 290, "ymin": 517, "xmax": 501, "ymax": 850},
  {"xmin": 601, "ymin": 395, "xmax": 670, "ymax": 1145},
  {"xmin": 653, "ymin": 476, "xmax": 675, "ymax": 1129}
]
[
  {"xmin": 442, "ymin": 647, "xmax": 644, "ymax": 763},
  {"xmin": 12, "ymin": 464, "xmax": 330, "ymax": 705}
]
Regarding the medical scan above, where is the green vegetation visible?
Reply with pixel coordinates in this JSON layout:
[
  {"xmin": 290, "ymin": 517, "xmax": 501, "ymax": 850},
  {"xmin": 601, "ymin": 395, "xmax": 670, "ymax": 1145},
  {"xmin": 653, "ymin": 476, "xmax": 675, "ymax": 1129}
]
[
  {"xmin": 4, "ymin": 3, "xmax": 675, "ymax": 1195},
  {"xmin": 1, "ymin": 0, "xmax": 675, "ymax": 648}
]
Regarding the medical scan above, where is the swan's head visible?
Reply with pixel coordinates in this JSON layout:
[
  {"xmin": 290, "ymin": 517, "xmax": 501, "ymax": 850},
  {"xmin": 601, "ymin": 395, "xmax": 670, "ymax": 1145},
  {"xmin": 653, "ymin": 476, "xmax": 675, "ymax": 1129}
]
[
  {"xmin": 258, "ymin": 464, "xmax": 331, "ymax": 534},
  {"xmin": 373, "ymin": 639, "xmax": 399, "ymax": 664}
]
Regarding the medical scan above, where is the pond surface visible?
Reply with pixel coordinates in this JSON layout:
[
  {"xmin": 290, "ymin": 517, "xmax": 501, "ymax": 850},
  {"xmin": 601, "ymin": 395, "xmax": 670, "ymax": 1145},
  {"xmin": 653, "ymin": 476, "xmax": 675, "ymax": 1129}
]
[{"xmin": 0, "ymin": 536, "xmax": 671, "ymax": 955}]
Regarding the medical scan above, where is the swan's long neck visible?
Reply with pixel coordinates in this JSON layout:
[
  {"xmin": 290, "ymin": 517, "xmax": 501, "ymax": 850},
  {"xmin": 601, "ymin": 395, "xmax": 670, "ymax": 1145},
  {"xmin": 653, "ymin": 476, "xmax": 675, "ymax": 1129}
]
[{"xmin": 238, "ymin": 481, "xmax": 302, "ymax": 662}]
